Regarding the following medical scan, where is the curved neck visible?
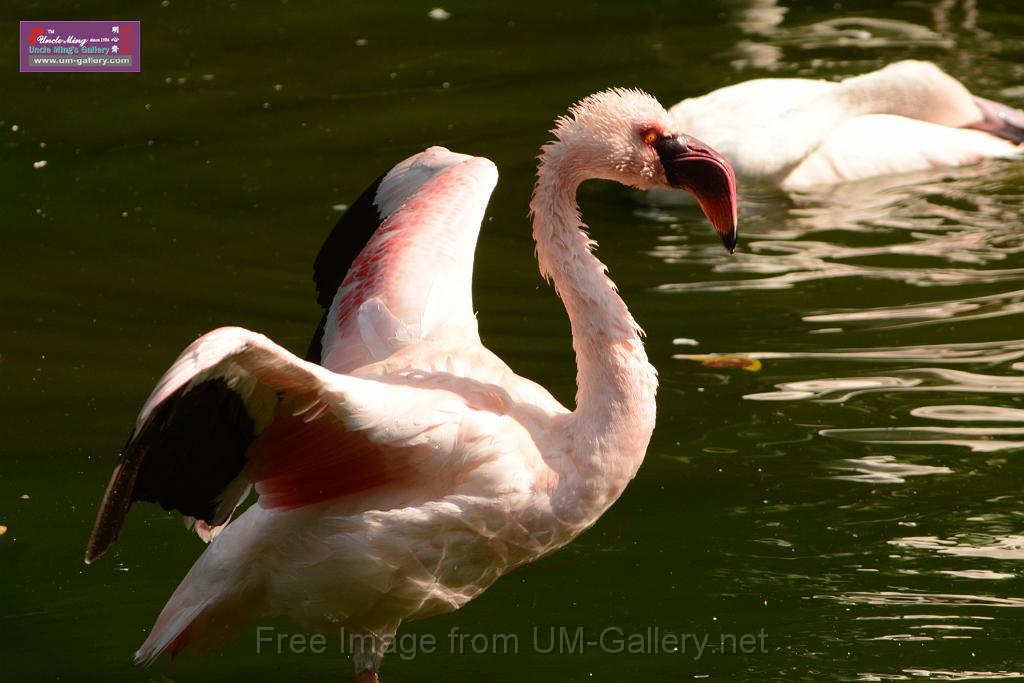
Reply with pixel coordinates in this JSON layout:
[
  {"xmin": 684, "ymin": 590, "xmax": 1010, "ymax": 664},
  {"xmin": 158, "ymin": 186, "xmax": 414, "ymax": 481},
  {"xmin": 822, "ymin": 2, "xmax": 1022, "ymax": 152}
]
[
  {"xmin": 746, "ymin": 64, "xmax": 985, "ymax": 181},
  {"xmin": 530, "ymin": 140, "xmax": 658, "ymax": 516}
]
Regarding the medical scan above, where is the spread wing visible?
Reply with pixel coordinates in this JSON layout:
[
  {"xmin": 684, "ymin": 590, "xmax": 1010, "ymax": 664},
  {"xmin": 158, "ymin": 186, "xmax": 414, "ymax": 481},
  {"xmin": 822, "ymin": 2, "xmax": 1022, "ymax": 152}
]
[
  {"xmin": 307, "ymin": 147, "xmax": 499, "ymax": 373},
  {"xmin": 85, "ymin": 326, "xmax": 470, "ymax": 564},
  {"xmin": 305, "ymin": 173, "xmax": 386, "ymax": 362}
]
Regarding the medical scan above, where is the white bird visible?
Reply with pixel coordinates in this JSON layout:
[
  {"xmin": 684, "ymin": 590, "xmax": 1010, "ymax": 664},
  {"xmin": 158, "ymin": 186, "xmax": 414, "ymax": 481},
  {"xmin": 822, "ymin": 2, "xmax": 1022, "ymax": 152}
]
[
  {"xmin": 669, "ymin": 60, "xmax": 1024, "ymax": 190},
  {"xmin": 85, "ymin": 89, "xmax": 737, "ymax": 681}
]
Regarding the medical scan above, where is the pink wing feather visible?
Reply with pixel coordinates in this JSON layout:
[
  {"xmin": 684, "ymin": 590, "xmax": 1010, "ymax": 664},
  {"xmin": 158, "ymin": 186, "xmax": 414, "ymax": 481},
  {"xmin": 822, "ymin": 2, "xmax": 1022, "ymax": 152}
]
[
  {"xmin": 320, "ymin": 147, "xmax": 499, "ymax": 372},
  {"xmin": 87, "ymin": 147, "xmax": 500, "ymax": 562},
  {"xmin": 85, "ymin": 326, "xmax": 462, "ymax": 562}
]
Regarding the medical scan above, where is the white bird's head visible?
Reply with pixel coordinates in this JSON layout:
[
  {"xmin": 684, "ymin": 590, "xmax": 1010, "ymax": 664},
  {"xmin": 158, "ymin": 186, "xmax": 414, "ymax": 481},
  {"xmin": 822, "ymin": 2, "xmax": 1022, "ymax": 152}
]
[{"xmin": 544, "ymin": 88, "xmax": 738, "ymax": 252}]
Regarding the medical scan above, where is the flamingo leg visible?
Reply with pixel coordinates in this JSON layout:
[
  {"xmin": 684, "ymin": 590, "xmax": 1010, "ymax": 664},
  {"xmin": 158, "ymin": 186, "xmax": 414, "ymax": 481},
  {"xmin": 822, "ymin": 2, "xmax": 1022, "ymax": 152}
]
[{"xmin": 351, "ymin": 630, "xmax": 388, "ymax": 683}]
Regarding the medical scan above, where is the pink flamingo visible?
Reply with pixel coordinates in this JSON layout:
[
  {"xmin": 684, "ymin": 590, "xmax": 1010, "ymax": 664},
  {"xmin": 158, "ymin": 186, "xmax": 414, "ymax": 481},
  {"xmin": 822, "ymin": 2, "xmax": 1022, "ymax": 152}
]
[
  {"xmin": 85, "ymin": 89, "xmax": 737, "ymax": 682},
  {"xmin": 669, "ymin": 60, "xmax": 1024, "ymax": 189}
]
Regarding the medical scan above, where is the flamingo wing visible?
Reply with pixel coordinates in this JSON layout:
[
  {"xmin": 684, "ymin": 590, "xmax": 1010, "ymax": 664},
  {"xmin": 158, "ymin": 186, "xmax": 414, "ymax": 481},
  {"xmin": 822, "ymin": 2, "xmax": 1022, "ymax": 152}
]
[
  {"xmin": 784, "ymin": 114, "xmax": 1020, "ymax": 189},
  {"xmin": 306, "ymin": 172, "xmax": 387, "ymax": 362},
  {"xmin": 309, "ymin": 147, "xmax": 499, "ymax": 372},
  {"xmin": 85, "ymin": 326, "xmax": 469, "ymax": 564}
]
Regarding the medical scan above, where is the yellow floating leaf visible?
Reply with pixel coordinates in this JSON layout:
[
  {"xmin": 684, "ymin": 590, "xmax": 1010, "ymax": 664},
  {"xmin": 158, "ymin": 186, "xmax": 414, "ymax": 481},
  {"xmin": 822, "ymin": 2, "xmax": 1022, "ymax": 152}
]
[
  {"xmin": 680, "ymin": 354, "xmax": 763, "ymax": 372},
  {"xmin": 0, "ymin": 525, "xmax": 7, "ymax": 536}
]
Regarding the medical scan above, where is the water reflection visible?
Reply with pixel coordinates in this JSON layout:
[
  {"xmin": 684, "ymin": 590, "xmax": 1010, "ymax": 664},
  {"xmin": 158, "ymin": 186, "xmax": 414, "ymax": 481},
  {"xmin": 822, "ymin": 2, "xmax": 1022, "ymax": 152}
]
[
  {"xmin": 830, "ymin": 455, "xmax": 953, "ymax": 484},
  {"xmin": 822, "ymin": 591, "xmax": 1024, "ymax": 608},
  {"xmin": 659, "ymin": 264, "xmax": 1024, "ymax": 293},
  {"xmin": 822, "ymin": 426, "xmax": 1024, "ymax": 453},
  {"xmin": 651, "ymin": 160, "xmax": 1024, "ymax": 298},
  {"xmin": 855, "ymin": 669, "xmax": 1024, "ymax": 681},
  {"xmin": 804, "ymin": 288, "xmax": 1024, "ymax": 332},
  {"xmin": 939, "ymin": 570, "xmax": 1016, "ymax": 580},
  {"xmin": 743, "ymin": 16, "xmax": 953, "ymax": 58},
  {"xmin": 910, "ymin": 405, "xmax": 1024, "ymax": 422},
  {"xmin": 722, "ymin": 0, "xmax": 787, "ymax": 70},
  {"xmin": 892, "ymin": 535, "xmax": 1024, "ymax": 561},
  {"xmin": 744, "ymin": 366, "xmax": 1024, "ymax": 403},
  {"xmin": 722, "ymin": 0, "xmax": 953, "ymax": 71}
]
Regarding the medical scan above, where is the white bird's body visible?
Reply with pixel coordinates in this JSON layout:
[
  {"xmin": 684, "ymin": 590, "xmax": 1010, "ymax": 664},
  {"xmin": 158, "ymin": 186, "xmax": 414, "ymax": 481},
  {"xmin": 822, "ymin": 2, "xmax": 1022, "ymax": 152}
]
[
  {"xmin": 121, "ymin": 150, "xmax": 592, "ymax": 667},
  {"xmin": 669, "ymin": 61, "xmax": 1024, "ymax": 189},
  {"xmin": 86, "ymin": 91, "xmax": 738, "ymax": 680},
  {"xmin": 135, "ymin": 329, "xmax": 578, "ymax": 665}
]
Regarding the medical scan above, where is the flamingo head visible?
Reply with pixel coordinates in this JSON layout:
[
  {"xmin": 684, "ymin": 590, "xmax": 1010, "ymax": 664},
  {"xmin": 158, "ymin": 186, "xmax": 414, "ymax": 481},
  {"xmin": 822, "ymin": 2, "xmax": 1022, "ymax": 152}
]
[{"xmin": 548, "ymin": 88, "xmax": 738, "ymax": 252}]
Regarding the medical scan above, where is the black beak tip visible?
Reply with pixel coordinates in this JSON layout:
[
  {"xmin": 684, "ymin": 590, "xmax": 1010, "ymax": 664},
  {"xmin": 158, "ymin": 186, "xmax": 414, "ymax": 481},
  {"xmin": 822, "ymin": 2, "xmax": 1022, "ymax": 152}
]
[{"xmin": 723, "ymin": 232, "xmax": 738, "ymax": 254}]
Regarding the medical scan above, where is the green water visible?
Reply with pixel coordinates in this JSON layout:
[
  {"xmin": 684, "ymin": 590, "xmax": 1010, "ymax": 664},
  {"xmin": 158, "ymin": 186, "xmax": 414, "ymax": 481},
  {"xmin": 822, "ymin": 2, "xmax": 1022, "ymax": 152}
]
[{"xmin": 4, "ymin": 1, "xmax": 1024, "ymax": 680}]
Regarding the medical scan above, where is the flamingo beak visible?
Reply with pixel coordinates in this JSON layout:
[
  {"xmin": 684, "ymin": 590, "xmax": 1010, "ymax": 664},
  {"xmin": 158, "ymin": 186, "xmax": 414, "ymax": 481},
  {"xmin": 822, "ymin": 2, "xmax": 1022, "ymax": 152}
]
[{"xmin": 655, "ymin": 135, "xmax": 738, "ymax": 253}]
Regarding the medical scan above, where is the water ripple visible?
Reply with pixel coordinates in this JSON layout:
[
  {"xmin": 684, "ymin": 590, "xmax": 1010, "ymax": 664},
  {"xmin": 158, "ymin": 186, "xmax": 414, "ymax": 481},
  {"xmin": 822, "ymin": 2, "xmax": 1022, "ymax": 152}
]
[
  {"xmin": 724, "ymin": 12, "xmax": 955, "ymax": 72},
  {"xmin": 767, "ymin": 16, "xmax": 954, "ymax": 51},
  {"xmin": 939, "ymin": 570, "xmax": 1016, "ymax": 580},
  {"xmin": 822, "ymin": 426, "xmax": 1024, "ymax": 453},
  {"xmin": 657, "ymin": 263, "xmax": 1024, "ymax": 293},
  {"xmin": 854, "ymin": 670, "xmax": 1024, "ymax": 681},
  {"xmin": 803, "ymin": 288, "xmax": 1024, "ymax": 332},
  {"xmin": 910, "ymin": 405, "xmax": 1024, "ymax": 422},
  {"xmin": 745, "ymin": 366, "xmax": 1024, "ymax": 404},
  {"xmin": 651, "ymin": 164, "xmax": 1024, "ymax": 294},
  {"xmin": 736, "ymin": 339, "xmax": 1024, "ymax": 365},
  {"xmin": 820, "ymin": 591, "xmax": 1024, "ymax": 608},
  {"xmin": 830, "ymin": 455, "xmax": 953, "ymax": 483},
  {"xmin": 891, "ymin": 536, "xmax": 1024, "ymax": 561}
]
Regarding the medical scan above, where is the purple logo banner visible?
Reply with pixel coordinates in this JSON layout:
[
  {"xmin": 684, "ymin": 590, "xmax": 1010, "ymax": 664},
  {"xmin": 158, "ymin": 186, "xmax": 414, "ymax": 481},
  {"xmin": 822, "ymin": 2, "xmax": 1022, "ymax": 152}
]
[{"xmin": 20, "ymin": 20, "xmax": 140, "ymax": 73}]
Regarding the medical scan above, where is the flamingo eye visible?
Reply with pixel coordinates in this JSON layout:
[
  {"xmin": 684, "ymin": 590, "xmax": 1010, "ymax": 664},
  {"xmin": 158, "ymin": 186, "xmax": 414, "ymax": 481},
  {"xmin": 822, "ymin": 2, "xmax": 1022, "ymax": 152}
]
[{"xmin": 640, "ymin": 128, "xmax": 660, "ymax": 145}]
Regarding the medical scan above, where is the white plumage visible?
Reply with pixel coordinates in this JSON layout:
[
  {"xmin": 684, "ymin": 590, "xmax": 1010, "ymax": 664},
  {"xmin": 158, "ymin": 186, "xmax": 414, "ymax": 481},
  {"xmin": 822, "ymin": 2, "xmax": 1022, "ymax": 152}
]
[{"xmin": 670, "ymin": 60, "xmax": 1024, "ymax": 189}]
